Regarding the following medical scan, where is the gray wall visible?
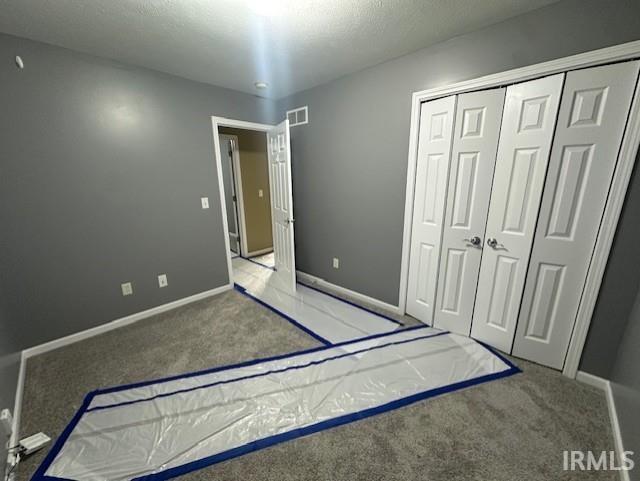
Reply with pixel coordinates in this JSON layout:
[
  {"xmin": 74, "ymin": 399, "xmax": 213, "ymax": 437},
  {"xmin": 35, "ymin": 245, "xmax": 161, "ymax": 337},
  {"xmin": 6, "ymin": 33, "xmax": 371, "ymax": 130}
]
[
  {"xmin": 277, "ymin": 0, "xmax": 640, "ymax": 306},
  {"xmin": 610, "ymin": 290, "xmax": 640, "ymax": 479},
  {"xmin": 581, "ymin": 156, "xmax": 640, "ymax": 472},
  {"xmin": 580, "ymin": 156, "xmax": 640, "ymax": 378},
  {"xmin": 0, "ymin": 32, "xmax": 274, "ymax": 469},
  {"xmin": 2, "ymin": 0, "xmax": 640, "ymax": 472}
]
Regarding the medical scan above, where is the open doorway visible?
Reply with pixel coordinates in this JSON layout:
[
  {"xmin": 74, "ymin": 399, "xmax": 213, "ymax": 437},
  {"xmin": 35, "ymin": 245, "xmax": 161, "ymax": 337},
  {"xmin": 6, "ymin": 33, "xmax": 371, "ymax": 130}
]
[
  {"xmin": 212, "ymin": 117, "xmax": 296, "ymax": 293},
  {"xmin": 218, "ymin": 128, "xmax": 273, "ymax": 259}
]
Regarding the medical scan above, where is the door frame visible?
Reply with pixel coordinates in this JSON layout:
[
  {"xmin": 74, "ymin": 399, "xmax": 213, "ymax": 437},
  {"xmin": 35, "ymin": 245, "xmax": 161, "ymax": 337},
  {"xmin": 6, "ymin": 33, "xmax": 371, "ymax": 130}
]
[
  {"xmin": 398, "ymin": 40, "xmax": 640, "ymax": 378},
  {"xmin": 211, "ymin": 117, "xmax": 277, "ymax": 286}
]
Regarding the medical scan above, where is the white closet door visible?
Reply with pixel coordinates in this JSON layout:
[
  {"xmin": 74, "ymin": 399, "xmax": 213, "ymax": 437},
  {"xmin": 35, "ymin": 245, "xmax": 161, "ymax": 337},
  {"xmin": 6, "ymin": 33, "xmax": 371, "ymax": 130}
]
[
  {"xmin": 434, "ymin": 88, "xmax": 505, "ymax": 335},
  {"xmin": 470, "ymin": 74, "xmax": 564, "ymax": 352},
  {"xmin": 513, "ymin": 61, "xmax": 640, "ymax": 368},
  {"xmin": 406, "ymin": 96, "xmax": 456, "ymax": 323}
]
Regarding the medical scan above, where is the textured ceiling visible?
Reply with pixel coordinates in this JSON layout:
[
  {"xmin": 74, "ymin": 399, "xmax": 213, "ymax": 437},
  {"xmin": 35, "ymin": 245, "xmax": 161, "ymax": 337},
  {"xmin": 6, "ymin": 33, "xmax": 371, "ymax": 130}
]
[{"xmin": 0, "ymin": 0, "xmax": 560, "ymax": 98}]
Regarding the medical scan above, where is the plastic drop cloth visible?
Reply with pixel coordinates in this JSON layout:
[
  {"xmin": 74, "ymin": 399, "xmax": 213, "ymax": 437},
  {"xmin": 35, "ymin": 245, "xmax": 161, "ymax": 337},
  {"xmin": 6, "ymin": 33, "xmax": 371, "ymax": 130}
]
[
  {"xmin": 35, "ymin": 326, "xmax": 518, "ymax": 481},
  {"xmin": 232, "ymin": 256, "xmax": 400, "ymax": 344}
]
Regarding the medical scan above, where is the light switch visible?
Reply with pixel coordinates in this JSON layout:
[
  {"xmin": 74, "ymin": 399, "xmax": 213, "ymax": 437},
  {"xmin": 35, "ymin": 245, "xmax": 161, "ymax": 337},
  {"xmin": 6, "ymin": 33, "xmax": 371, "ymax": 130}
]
[
  {"xmin": 258, "ymin": 189, "xmax": 264, "ymax": 198},
  {"xmin": 333, "ymin": 258, "xmax": 340, "ymax": 269},
  {"xmin": 158, "ymin": 274, "xmax": 168, "ymax": 288},
  {"xmin": 201, "ymin": 197, "xmax": 209, "ymax": 209}
]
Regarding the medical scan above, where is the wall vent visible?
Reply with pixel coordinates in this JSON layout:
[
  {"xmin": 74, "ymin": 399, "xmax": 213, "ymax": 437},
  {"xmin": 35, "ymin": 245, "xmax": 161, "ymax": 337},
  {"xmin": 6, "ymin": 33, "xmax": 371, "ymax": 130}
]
[{"xmin": 286, "ymin": 106, "xmax": 308, "ymax": 127}]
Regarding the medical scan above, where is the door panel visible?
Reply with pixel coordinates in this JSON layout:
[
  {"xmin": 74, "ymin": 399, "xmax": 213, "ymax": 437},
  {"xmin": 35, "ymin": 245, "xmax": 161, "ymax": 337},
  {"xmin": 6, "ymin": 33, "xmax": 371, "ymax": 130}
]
[
  {"xmin": 219, "ymin": 134, "xmax": 240, "ymax": 253},
  {"xmin": 267, "ymin": 120, "xmax": 296, "ymax": 292},
  {"xmin": 513, "ymin": 61, "xmax": 640, "ymax": 368},
  {"xmin": 471, "ymin": 74, "xmax": 564, "ymax": 353},
  {"xmin": 434, "ymin": 88, "xmax": 505, "ymax": 334},
  {"xmin": 406, "ymin": 96, "xmax": 456, "ymax": 322}
]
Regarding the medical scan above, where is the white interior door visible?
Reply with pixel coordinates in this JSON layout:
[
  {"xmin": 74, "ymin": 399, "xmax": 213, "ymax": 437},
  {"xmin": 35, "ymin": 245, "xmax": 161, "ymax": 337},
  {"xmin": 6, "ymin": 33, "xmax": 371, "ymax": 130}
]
[
  {"xmin": 513, "ymin": 61, "xmax": 640, "ymax": 368},
  {"xmin": 406, "ymin": 95, "xmax": 457, "ymax": 323},
  {"xmin": 434, "ymin": 88, "xmax": 505, "ymax": 335},
  {"xmin": 267, "ymin": 119, "xmax": 296, "ymax": 293},
  {"xmin": 219, "ymin": 134, "xmax": 241, "ymax": 254},
  {"xmin": 470, "ymin": 74, "xmax": 564, "ymax": 353}
]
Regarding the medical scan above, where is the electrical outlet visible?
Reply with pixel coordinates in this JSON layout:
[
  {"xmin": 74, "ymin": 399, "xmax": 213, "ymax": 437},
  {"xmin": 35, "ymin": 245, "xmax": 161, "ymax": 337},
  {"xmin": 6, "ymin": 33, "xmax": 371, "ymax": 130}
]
[
  {"xmin": 121, "ymin": 282, "xmax": 133, "ymax": 296},
  {"xmin": 258, "ymin": 189, "xmax": 263, "ymax": 198},
  {"xmin": 333, "ymin": 257, "xmax": 340, "ymax": 269},
  {"xmin": 201, "ymin": 197, "xmax": 209, "ymax": 209},
  {"xmin": 158, "ymin": 274, "xmax": 168, "ymax": 288},
  {"xmin": 1, "ymin": 408, "xmax": 12, "ymax": 438}
]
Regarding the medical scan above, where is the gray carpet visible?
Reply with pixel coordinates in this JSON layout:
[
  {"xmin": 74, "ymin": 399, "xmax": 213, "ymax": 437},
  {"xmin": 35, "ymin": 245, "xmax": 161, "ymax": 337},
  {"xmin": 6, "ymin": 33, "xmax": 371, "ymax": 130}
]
[{"xmin": 16, "ymin": 289, "xmax": 615, "ymax": 480}]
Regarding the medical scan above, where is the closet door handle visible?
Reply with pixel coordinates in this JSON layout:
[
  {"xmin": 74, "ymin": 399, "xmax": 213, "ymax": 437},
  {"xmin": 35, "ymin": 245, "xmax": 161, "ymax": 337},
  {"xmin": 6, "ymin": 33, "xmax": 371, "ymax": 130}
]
[
  {"xmin": 464, "ymin": 236, "xmax": 482, "ymax": 247},
  {"xmin": 486, "ymin": 238, "xmax": 498, "ymax": 249}
]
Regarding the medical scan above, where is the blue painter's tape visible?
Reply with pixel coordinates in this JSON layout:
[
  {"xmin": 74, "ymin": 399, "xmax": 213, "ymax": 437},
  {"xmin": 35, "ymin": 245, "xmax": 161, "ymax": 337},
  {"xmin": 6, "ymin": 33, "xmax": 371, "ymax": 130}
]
[
  {"xmin": 33, "ymin": 325, "xmax": 434, "ymax": 480},
  {"xmin": 31, "ymin": 325, "xmax": 519, "ymax": 481},
  {"xmin": 94, "ymin": 324, "xmax": 431, "ymax": 398},
  {"xmin": 239, "ymin": 254, "xmax": 275, "ymax": 271},
  {"xmin": 87, "ymin": 330, "xmax": 450, "ymax": 413},
  {"xmin": 131, "ymin": 364, "xmax": 519, "ymax": 481},
  {"xmin": 31, "ymin": 392, "xmax": 96, "ymax": 481},
  {"xmin": 235, "ymin": 254, "xmax": 406, "ymax": 327},
  {"xmin": 233, "ymin": 284, "xmax": 333, "ymax": 346}
]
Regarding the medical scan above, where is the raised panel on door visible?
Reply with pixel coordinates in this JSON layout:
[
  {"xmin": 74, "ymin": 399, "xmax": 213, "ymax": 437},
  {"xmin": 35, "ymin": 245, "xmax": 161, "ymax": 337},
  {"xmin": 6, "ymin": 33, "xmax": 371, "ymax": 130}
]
[
  {"xmin": 513, "ymin": 61, "xmax": 640, "ymax": 369},
  {"xmin": 434, "ymin": 88, "xmax": 506, "ymax": 335},
  {"xmin": 470, "ymin": 74, "xmax": 564, "ymax": 353},
  {"xmin": 267, "ymin": 119, "xmax": 296, "ymax": 292},
  {"xmin": 406, "ymin": 95, "xmax": 456, "ymax": 323}
]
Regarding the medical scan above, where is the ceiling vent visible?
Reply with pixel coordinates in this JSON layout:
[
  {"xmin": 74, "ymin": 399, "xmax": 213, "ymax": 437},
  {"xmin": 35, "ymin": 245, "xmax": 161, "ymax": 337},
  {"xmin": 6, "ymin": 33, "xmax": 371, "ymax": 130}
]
[{"xmin": 286, "ymin": 106, "xmax": 308, "ymax": 127}]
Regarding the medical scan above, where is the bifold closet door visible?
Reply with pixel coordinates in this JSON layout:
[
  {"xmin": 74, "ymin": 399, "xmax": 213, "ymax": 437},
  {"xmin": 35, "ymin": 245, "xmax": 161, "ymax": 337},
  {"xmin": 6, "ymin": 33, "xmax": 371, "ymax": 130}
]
[
  {"xmin": 513, "ymin": 61, "xmax": 640, "ymax": 369},
  {"xmin": 406, "ymin": 96, "xmax": 456, "ymax": 323},
  {"xmin": 434, "ymin": 88, "xmax": 505, "ymax": 335},
  {"xmin": 470, "ymin": 74, "xmax": 564, "ymax": 353}
]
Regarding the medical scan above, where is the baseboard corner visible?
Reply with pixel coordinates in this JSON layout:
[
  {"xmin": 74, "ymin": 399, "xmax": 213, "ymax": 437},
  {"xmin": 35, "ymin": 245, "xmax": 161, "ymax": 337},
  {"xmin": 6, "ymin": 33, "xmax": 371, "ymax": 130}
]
[{"xmin": 576, "ymin": 371, "xmax": 629, "ymax": 481}]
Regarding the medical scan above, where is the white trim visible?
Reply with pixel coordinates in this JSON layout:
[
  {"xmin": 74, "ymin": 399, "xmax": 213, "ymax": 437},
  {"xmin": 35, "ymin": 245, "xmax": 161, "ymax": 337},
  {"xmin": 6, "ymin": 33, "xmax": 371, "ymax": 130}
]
[
  {"xmin": 297, "ymin": 270, "xmax": 402, "ymax": 315},
  {"xmin": 576, "ymin": 371, "xmax": 630, "ymax": 481},
  {"xmin": 6, "ymin": 352, "xmax": 26, "ymax": 473},
  {"xmin": 575, "ymin": 369, "xmax": 609, "ymax": 390},
  {"xmin": 5, "ymin": 284, "xmax": 231, "ymax": 473},
  {"xmin": 22, "ymin": 285, "xmax": 231, "ymax": 359},
  {"xmin": 399, "ymin": 40, "xmax": 640, "ymax": 377},
  {"xmin": 246, "ymin": 247, "xmax": 274, "ymax": 257},
  {"xmin": 213, "ymin": 118, "xmax": 273, "ymax": 133},
  {"xmin": 211, "ymin": 116, "xmax": 276, "ymax": 285}
]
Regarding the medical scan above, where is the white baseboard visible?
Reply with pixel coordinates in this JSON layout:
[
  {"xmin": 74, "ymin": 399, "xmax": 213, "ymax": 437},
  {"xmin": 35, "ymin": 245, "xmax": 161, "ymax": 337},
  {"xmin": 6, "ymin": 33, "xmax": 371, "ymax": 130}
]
[
  {"xmin": 576, "ymin": 371, "xmax": 629, "ymax": 481},
  {"xmin": 23, "ymin": 284, "xmax": 232, "ymax": 359},
  {"xmin": 6, "ymin": 283, "xmax": 232, "ymax": 473},
  {"xmin": 6, "ymin": 352, "xmax": 26, "ymax": 474},
  {"xmin": 296, "ymin": 271, "xmax": 402, "ymax": 315},
  {"xmin": 246, "ymin": 247, "xmax": 273, "ymax": 257}
]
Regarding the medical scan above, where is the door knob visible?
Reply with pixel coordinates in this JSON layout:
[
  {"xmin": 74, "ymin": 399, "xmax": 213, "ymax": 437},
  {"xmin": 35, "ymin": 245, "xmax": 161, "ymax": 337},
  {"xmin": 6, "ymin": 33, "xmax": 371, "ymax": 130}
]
[
  {"xmin": 464, "ymin": 236, "xmax": 482, "ymax": 247},
  {"xmin": 486, "ymin": 238, "xmax": 498, "ymax": 248}
]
